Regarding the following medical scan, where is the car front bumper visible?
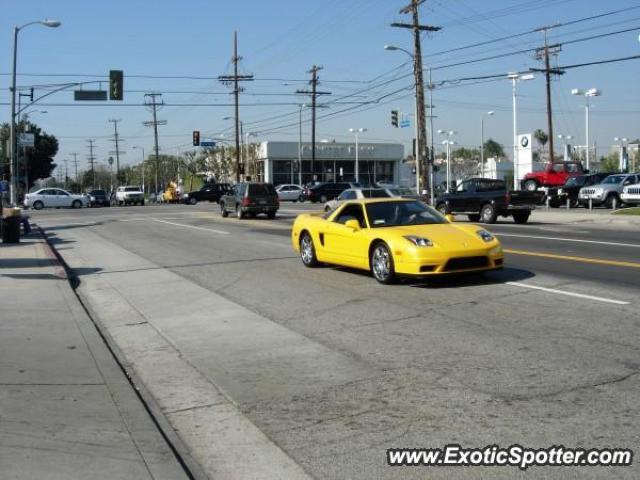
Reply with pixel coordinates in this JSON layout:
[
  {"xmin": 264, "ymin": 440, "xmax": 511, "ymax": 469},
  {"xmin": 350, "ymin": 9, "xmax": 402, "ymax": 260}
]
[{"xmin": 394, "ymin": 245, "xmax": 504, "ymax": 276}]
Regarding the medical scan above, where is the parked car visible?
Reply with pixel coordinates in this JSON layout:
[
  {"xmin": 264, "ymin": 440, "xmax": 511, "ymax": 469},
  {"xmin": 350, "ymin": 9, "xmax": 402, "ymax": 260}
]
[
  {"xmin": 182, "ymin": 183, "xmax": 230, "ymax": 205},
  {"xmin": 87, "ymin": 189, "xmax": 110, "ymax": 207},
  {"xmin": 114, "ymin": 185, "xmax": 145, "ymax": 206},
  {"xmin": 276, "ymin": 184, "xmax": 305, "ymax": 202},
  {"xmin": 24, "ymin": 188, "xmax": 89, "ymax": 210},
  {"xmin": 621, "ymin": 181, "xmax": 640, "ymax": 206},
  {"xmin": 435, "ymin": 178, "xmax": 544, "ymax": 224},
  {"xmin": 384, "ymin": 186, "xmax": 419, "ymax": 199},
  {"xmin": 521, "ymin": 161, "xmax": 586, "ymax": 191},
  {"xmin": 219, "ymin": 182, "xmax": 279, "ymax": 219},
  {"xmin": 291, "ymin": 198, "xmax": 504, "ymax": 284},
  {"xmin": 324, "ymin": 188, "xmax": 390, "ymax": 211},
  {"xmin": 545, "ymin": 172, "xmax": 613, "ymax": 208},
  {"xmin": 578, "ymin": 173, "xmax": 640, "ymax": 208},
  {"xmin": 302, "ymin": 182, "xmax": 361, "ymax": 203}
]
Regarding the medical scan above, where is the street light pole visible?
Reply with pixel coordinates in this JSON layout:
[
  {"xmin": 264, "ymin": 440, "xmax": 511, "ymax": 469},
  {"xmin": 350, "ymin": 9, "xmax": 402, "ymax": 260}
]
[
  {"xmin": 438, "ymin": 130, "xmax": 456, "ymax": 192},
  {"xmin": 480, "ymin": 111, "xmax": 494, "ymax": 177},
  {"xmin": 9, "ymin": 19, "xmax": 60, "ymax": 206},
  {"xmin": 298, "ymin": 105, "xmax": 304, "ymax": 185},
  {"xmin": 572, "ymin": 88, "xmax": 601, "ymax": 170},
  {"xmin": 348, "ymin": 128, "xmax": 367, "ymax": 183},
  {"xmin": 508, "ymin": 73, "xmax": 535, "ymax": 190}
]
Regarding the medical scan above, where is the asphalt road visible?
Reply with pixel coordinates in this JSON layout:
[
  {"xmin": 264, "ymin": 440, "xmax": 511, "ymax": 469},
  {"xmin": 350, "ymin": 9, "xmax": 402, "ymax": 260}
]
[{"xmin": 31, "ymin": 202, "xmax": 640, "ymax": 479}]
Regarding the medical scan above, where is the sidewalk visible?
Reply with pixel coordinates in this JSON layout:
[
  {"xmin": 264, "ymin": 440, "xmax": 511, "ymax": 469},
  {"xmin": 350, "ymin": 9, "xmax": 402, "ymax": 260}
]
[
  {"xmin": 0, "ymin": 234, "xmax": 189, "ymax": 480},
  {"xmin": 530, "ymin": 207, "xmax": 640, "ymax": 229}
]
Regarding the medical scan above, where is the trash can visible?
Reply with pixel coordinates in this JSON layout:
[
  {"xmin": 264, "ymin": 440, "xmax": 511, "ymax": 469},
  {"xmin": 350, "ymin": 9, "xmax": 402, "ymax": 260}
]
[{"xmin": 1, "ymin": 208, "xmax": 21, "ymax": 244}]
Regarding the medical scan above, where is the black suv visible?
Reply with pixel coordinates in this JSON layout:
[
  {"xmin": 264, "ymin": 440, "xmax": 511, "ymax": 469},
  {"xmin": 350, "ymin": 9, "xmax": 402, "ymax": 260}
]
[
  {"xmin": 303, "ymin": 182, "xmax": 360, "ymax": 203},
  {"xmin": 546, "ymin": 172, "xmax": 614, "ymax": 208},
  {"xmin": 183, "ymin": 183, "xmax": 231, "ymax": 205},
  {"xmin": 87, "ymin": 189, "xmax": 110, "ymax": 207},
  {"xmin": 219, "ymin": 183, "xmax": 279, "ymax": 219}
]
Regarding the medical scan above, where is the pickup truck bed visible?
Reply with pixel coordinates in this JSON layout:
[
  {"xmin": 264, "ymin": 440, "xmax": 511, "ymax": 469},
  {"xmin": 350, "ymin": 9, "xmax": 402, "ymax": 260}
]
[{"xmin": 435, "ymin": 178, "xmax": 544, "ymax": 224}]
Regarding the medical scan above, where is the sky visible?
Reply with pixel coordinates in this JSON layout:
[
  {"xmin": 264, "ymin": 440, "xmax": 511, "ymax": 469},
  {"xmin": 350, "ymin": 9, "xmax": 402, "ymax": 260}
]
[{"xmin": 2, "ymin": 0, "xmax": 640, "ymax": 176}]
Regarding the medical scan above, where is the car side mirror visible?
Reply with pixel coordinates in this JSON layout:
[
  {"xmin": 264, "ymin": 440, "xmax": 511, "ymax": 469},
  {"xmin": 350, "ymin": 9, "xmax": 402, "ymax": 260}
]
[
  {"xmin": 445, "ymin": 214, "xmax": 455, "ymax": 223},
  {"xmin": 344, "ymin": 219, "xmax": 361, "ymax": 231}
]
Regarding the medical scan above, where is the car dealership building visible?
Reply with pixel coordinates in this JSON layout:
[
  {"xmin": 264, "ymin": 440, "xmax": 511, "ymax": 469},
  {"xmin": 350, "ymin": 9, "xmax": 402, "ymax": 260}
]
[{"xmin": 256, "ymin": 141, "xmax": 405, "ymax": 186}]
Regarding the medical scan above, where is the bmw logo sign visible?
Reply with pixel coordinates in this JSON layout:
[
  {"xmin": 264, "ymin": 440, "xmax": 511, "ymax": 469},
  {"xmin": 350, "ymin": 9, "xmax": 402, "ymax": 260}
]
[{"xmin": 520, "ymin": 136, "xmax": 529, "ymax": 148}]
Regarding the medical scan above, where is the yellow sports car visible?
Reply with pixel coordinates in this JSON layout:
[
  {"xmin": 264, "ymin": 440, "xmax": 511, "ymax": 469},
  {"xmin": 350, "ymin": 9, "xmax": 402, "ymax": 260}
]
[{"xmin": 291, "ymin": 198, "xmax": 503, "ymax": 284}]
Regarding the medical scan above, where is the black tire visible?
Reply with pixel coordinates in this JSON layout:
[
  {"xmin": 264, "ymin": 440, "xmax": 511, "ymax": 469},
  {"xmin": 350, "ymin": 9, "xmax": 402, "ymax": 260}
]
[
  {"xmin": 236, "ymin": 205, "xmax": 245, "ymax": 219},
  {"xmin": 436, "ymin": 203, "xmax": 449, "ymax": 215},
  {"xmin": 189, "ymin": 197, "xmax": 197, "ymax": 205},
  {"xmin": 33, "ymin": 200, "xmax": 44, "ymax": 210},
  {"xmin": 480, "ymin": 203, "xmax": 497, "ymax": 224},
  {"xmin": 72, "ymin": 200, "xmax": 82, "ymax": 209},
  {"xmin": 512, "ymin": 212, "xmax": 530, "ymax": 224},
  {"xmin": 299, "ymin": 231, "xmax": 319, "ymax": 267},
  {"xmin": 604, "ymin": 193, "xmax": 619, "ymax": 209},
  {"xmin": 267, "ymin": 211, "xmax": 276, "ymax": 219},
  {"xmin": 523, "ymin": 179, "xmax": 538, "ymax": 191},
  {"xmin": 320, "ymin": 195, "xmax": 328, "ymax": 203},
  {"xmin": 140, "ymin": 200, "xmax": 145, "ymax": 206},
  {"xmin": 468, "ymin": 214, "xmax": 481, "ymax": 222},
  {"xmin": 298, "ymin": 194, "xmax": 306, "ymax": 203},
  {"xmin": 370, "ymin": 242, "xmax": 396, "ymax": 284},
  {"xmin": 220, "ymin": 202, "xmax": 228, "ymax": 217}
]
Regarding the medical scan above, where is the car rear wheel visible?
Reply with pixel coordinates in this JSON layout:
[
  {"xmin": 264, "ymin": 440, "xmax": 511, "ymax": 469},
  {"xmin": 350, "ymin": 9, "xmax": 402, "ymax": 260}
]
[
  {"xmin": 72, "ymin": 200, "xmax": 82, "ymax": 209},
  {"xmin": 220, "ymin": 202, "xmax": 228, "ymax": 217},
  {"xmin": 320, "ymin": 195, "xmax": 328, "ymax": 203},
  {"xmin": 33, "ymin": 200, "xmax": 44, "ymax": 210},
  {"xmin": 371, "ymin": 242, "xmax": 396, "ymax": 284},
  {"xmin": 298, "ymin": 194, "xmax": 305, "ymax": 203},
  {"xmin": 523, "ymin": 179, "xmax": 538, "ymax": 191},
  {"xmin": 236, "ymin": 205, "xmax": 245, "ymax": 219},
  {"xmin": 604, "ymin": 193, "xmax": 619, "ymax": 209},
  {"xmin": 300, "ymin": 232, "xmax": 319, "ymax": 267},
  {"xmin": 189, "ymin": 197, "xmax": 197, "ymax": 205},
  {"xmin": 512, "ymin": 212, "xmax": 530, "ymax": 224},
  {"xmin": 481, "ymin": 203, "xmax": 497, "ymax": 224}
]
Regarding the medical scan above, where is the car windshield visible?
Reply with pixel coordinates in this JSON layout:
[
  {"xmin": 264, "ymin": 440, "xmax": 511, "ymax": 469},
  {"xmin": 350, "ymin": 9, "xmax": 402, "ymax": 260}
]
[
  {"xmin": 361, "ymin": 189, "xmax": 390, "ymax": 198},
  {"xmin": 602, "ymin": 175, "xmax": 624, "ymax": 185},
  {"xmin": 90, "ymin": 190, "xmax": 106, "ymax": 195},
  {"xmin": 365, "ymin": 201, "xmax": 447, "ymax": 228},
  {"xmin": 124, "ymin": 187, "xmax": 141, "ymax": 192},
  {"xmin": 248, "ymin": 184, "xmax": 276, "ymax": 195},
  {"xmin": 564, "ymin": 177, "xmax": 585, "ymax": 187}
]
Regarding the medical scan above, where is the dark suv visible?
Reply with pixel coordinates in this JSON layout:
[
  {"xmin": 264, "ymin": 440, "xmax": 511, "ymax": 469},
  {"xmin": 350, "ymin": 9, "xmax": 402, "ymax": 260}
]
[
  {"xmin": 87, "ymin": 189, "xmax": 110, "ymax": 207},
  {"xmin": 219, "ymin": 183, "xmax": 279, "ymax": 219},
  {"xmin": 183, "ymin": 183, "xmax": 231, "ymax": 205},
  {"xmin": 546, "ymin": 172, "xmax": 614, "ymax": 208},
  {"xmin": 302, "ymin": 182, "xmax": 360, "ymax": 203}
]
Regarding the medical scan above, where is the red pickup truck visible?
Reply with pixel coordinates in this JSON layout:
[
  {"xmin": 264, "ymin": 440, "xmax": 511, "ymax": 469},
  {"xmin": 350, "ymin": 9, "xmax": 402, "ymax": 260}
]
[{"xmin": 522, "ymin": 161, "xmax": 586, "ymax": 191}]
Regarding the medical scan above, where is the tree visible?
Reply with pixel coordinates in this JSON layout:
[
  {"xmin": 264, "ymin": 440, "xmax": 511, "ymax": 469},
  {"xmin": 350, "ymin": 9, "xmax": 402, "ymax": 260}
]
[
  {"xmin": 483, "ymin": 138, "xmax": 505, "ymax": 159},
  {"xmin": 534, "ymin": 129, "xmax": 548, "ymax": 152},
  {"xmin": 0, "ymin": 120, "xmax": 58, "ymax": 189},
  {"xmin": 600, "ymin": 152, "xmax": 619, "ymax": 173}
]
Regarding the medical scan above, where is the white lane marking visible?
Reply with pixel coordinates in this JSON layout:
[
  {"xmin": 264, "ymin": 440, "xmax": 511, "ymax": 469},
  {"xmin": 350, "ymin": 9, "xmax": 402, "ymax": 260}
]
[
  {"xmin": 151, "ymin": 218, "xmax": 229, "ymax": 235},
  {"xmin": 496, "ymin": 232, "xmax": 640, "ymax": 249},
  {"xmin": 507, "ymin": 281, "xmax": 630, "ymax": 305}
]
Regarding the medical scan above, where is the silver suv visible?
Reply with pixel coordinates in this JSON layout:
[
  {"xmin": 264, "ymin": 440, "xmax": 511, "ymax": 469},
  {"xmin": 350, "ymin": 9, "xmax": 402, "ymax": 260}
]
[{"xmin": 578, "ymin": 173, "xmax": 639, "ymax": 208}]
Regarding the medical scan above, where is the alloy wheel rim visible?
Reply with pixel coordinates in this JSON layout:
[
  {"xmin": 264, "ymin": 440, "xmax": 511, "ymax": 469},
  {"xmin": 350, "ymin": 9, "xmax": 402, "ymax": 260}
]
[
  {"xmin": 373, "ymin": 247, "xmax": 390, "ymax": 279},
  {"xmin": 301, "ymin": 236, "xmax": 313, "ymax": 263}
]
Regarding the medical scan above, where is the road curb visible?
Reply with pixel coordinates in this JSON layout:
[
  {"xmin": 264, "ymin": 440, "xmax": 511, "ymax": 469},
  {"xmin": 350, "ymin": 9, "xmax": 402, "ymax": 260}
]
[{"xmin": 39, "ymin": 225, "xmax": 207, "ymax": 480}]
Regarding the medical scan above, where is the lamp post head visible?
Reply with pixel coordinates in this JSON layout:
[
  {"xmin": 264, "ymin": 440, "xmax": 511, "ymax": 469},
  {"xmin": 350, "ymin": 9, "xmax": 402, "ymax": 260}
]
[
  {"xmin": 571, "ymin": 88, "xmax": 584, "ymax": 96},
  {"xmin": 585, "ymin": 88, "xmax": 601, "ymax": 97},
  {"xmin": 41, "ymin": 19, "xmax": 61, "ymax": 28},
  {"xmin": 437, "ymin": 129, "xmax": 444, "ymax": 134},
  {"xmin": 487, "ymin": 111, "xmax": 495, "ymax": 116},
  {"xmin": 383, "ymin": 44, "xmax": 398, "ymax": 51}
]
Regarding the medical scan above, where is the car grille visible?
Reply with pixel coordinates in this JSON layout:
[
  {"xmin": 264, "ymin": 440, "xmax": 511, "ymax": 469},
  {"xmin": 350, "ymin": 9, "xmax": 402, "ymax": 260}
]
[
  {"xmin": 626, "ymin": 187, "xmax": 640, "ymax": 195},
  {"xmin": 581, "ymin": 188, "xmax": 596, "ymax": 195},
  {"xmin": 444, "ymin": 256, "xmax": 488, "ymax": 272}
]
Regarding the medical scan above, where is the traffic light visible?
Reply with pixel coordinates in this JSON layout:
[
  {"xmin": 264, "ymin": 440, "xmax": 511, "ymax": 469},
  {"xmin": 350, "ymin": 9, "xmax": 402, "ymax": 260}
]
[
  {"xmin": 192, "ymin": 130, "xmax": 200, "ymax": 146},
  {"xmin": 109, "ymin": 70, "xmax": 123, "ymax": 100},
  {"xmin": 391, "ymin": 110, "xmax": 399, "ymax": 128}
]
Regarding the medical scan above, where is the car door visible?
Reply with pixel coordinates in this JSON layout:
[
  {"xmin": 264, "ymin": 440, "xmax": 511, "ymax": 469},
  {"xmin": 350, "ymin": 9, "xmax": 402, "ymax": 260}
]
[
  {"xmin": 448, "ymin": 180, "xmax": 471, "ymax": 212},
  {"xmin": 56, "ymin": 189, "xmax": 73, "ymax": 207},
  {"xmin": 323, "ymin": 203, "xmax": 369, "ymax": 268},
  {"xmin": 279, "ymin": 185, "xmax": 293, "ymax": 201},
  {"xmin": 36, "ymin": 189, "xmax": 53, "ymax": 207}
]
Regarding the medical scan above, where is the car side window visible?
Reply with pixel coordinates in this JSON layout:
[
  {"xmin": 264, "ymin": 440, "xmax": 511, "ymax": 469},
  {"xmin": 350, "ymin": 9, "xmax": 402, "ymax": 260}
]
[
  {"xmin": 334, "ymin": 204, "xmax": 366, "ymax": 228},
  {"xmin": 340, "ymin": 190, "xmax": 356, "ymax": 200},
  {"xmin": 455, "ymin": 181, "xmax": 468, "ymax": 193}
]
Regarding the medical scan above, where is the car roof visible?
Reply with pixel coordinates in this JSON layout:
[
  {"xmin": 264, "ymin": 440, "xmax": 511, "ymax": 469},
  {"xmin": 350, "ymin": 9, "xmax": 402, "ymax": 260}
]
[{"xmin": 344, "ymin": 198, "xmax": 416, "ymax": 205}]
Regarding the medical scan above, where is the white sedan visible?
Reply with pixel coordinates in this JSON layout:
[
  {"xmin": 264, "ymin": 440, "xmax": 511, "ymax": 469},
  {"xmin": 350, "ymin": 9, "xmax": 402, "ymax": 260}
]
[
  {"xmin": 276, "ymin": 184, "xmax": 304, "ymax": 202},
  {"xmin": 24, "ymin": 188, "xmax": 89, "ymax": 210},
  {"xmin": 323, "ymin": 188, "xmax": 390, "ymax": 211}
]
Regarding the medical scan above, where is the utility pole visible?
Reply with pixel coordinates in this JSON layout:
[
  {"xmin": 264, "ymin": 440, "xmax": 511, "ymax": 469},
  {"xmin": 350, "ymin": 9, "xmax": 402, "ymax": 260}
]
[
  {"xmin": 86, "ymin": 139, "xmax": 96, "ymax": 189},
  {"xmin": 63, "ymin": 158, "xmax": 68, "ymax": 189},
  {"xmin": 296, "ymin": 65, "xmax": 331, "ymax": 181},
  {"xmin": 392, "ymin": 0, "xmax": 440, "ymax": 198},
  {"xmin": 144, "ymin": 93, "xmax": 167, "ymax": 193},
  {"xmin": 533, "ymin": 26, "xmax": 563, "ymax": 164},
  {"xmin": 108, "ymin": 118, "xmax": 123, "ymax": 183},
  {"xmin": 70, "ymin": 152, "xmax": 79, "ymax": 184},
  {"xmin": 218, "ymin": 31, "xmax": 253, "ymax": 183}
]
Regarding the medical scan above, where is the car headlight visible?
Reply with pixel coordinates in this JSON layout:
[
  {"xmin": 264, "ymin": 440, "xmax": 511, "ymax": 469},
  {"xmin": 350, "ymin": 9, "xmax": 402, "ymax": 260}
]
[
  {"xmin": 490, "ymin": 245, "xmax": 503, "ymax": 256},
  {"xmin": 476, "ymin": 229, "xmax": 495, "ymax": 242},
  {"xmin": 404, "ymin": 235, "xmax": 433, "ymax": 247},
  {"xmin": 90, "ymin": 196, "xmax": 95, "ymax": 201}
]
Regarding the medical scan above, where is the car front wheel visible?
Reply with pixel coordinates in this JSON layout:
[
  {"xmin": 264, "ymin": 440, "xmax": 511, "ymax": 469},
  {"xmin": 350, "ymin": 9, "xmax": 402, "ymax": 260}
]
[
  {"xmin": 371, "ymin": 242, "xmax": 396, "ymax": 284},
  {"xmin": 236, "ymin": 205, "xmax": 244, "ymax": 219},
  {"xmin": 220, "ymin": 202, "xmax": 228, "ymax": 217},
  {"xmin": 481, "ymin": 203, "xmax": 497, "ymax": 224},
  {"xmin": 72, "ymin": 200, "xmax": 82, "ymax": 209},
  {"xmin": 523, "ymin": 180, "xmax": 538, "ymax": 191},
  {"xmin": 33, "ymin": 200, "xmax": 44, "ymax": 210},
  {"xmin": 189, "ymin": 197, "xmax": 197, "ymax": 205},
  {"xmin": 300, "ymin": 232, "xmax": 319, "ymax": 267}
]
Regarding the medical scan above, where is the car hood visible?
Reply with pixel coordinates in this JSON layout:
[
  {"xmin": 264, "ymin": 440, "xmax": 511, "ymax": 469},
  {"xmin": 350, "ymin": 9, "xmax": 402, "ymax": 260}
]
[{"xmin": 377, "ymin": 223, "xmax": 492, "ymax": 249}]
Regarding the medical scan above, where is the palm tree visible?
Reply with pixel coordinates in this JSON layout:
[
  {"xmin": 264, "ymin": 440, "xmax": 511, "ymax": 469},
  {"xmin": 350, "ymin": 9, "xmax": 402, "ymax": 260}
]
[{"xmin": 534, "ymin": 129, "xmax": 548, "ymax": 159}]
